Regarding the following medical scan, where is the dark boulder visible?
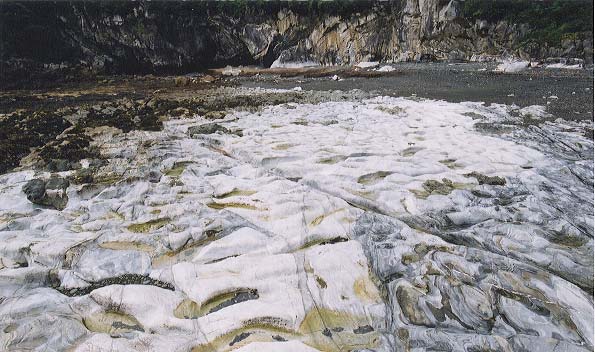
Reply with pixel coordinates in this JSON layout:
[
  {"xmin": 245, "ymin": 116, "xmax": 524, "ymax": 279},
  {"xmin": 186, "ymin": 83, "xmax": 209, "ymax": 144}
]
[
  {"xmin": 23, "ymin": 177, "xmax": 70, "ymax": 210},
  {"xmin": 22, "ymin": 179, "xmax": 46, "ymax": 205}
]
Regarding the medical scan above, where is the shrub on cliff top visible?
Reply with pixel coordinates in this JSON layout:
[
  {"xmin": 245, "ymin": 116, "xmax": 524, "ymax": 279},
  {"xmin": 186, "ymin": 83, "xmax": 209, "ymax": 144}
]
[{"xmin": 463, "ymin": 0, "xmax": 593, "ymax": 46}]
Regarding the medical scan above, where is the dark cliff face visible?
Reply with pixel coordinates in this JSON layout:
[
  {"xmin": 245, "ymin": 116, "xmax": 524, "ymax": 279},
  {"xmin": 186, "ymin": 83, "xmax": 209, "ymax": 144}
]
[
  {"xmin": 1, "ymin": 2, "xmax": 258, "ymax": 73},
  {"xmin": 0, "ymin": 0, "xmax": 593, "ymax": 79}
]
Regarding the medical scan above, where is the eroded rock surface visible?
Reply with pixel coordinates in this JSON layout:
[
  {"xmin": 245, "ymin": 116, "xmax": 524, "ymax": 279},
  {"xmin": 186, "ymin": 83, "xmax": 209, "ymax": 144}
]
[{"xmin": 0, "ymin": 88, "xmax": 592, "ymax": 351}]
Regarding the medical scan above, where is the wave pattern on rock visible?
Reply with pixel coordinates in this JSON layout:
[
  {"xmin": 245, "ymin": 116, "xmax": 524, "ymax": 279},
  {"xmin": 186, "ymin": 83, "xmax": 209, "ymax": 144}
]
[{"xmin": 0, "ymin": 91, "xmax": 592, "ymax": 351}]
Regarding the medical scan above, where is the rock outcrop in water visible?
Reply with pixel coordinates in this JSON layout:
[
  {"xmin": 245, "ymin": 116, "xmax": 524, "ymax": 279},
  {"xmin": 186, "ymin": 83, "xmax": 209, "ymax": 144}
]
[{"xmin": 1, "ymin": 0, "xmax": 592, "ymax": 81}]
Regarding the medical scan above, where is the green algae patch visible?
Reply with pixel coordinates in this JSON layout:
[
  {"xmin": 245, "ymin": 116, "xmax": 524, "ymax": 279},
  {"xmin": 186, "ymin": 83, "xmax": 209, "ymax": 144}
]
[
  {"xmin": 272, "ymin": 143, "xmax": 295, "ymax": 150},
  {"xmin": 396, "ymin": 285, "xmax": 432, "ymax": 326},
  {"xmin": 83, "ymin": 311, "xmax": 144, "ymax": 336},
  {"xmin": 94, "ymin": 173, "xmax": 123, "ymax": 185},
  {"xmin": 99, "ymin": 241, "xmax": 155, "ymax": 252},
  {"xmin": 310, "ymin": 214, "xmax": 325, "ymax": 226},
  {"xmin": 353, "ymin": 277, "xmax": 382, "ymax": 303},
  {"xmin": 166, "ymin": 161, "xmax": 193, "ymax": 177},
  {"xmin": 315, "ymin": 275, "xmax": 328, "ymax": 289},
  {"xmin": 464, "ymin": 171, "xmax": 506, "ymax": 186},
  {"xmin": 549, "ymin": 234, "xmax": 589, "ymax": 248},
  {"xmin": 439, "ymin": 158, "xmax": 462, "ymax": 169},
  {"xmin": 400, "ymin": 146, "xmax": 423, "ymax": 157},
  {"xmin": 298, "ymin": 308, "xmax": 380, "ymax": 352},
  {"xmin": 152, "ymin": 228, "xmax": 222, "ymax": 268},
  {"xmin": 213, "ymin": 189, "xmax": 257, "ymax": 199},
  {"xmin": 317, "ymin": 155, "xmax": 348, "ymax": 165},
  {"xmin": 188, "ymin": 305, "xmax": 380, "ymax": 352},
  {"xmin": 410, "ymin": 178, "xmax": 470, "ymax": 199},
  {"xmin": 349, "ymin": 189, "xmax": 376, "ymax": 201},
  {"xmin": 191, "ymin": 320, "xmax": 297, "ymax": 352},
  {"xmin": 104, "ymin": 211, "xmax": 125, "ymax": 220},
  {"xmin": 376, "ymin": 105, "xmax": 405, "ymax": 115},
  {"xmin": 207, "ymin": 202, "xmax": 260, "ymax": 210},
  {"xmin": 127, "ymin": 217, "xmax": 170, "ymax": 233},
  {"xmin": 309, "ymin": 208, "xmax": 343, "ymax": 227},
  {"xmin": 357, "ymin": 171, "xmax": 393, "ymax": 185},
  {"xmin": 185, "ymin": 288, "xmax": 260, "ymax": 318},
  {"xmin": 401, "ymin": 252, "xmax": 421, "ymax": 265},
  {"xmin": 297, "ymin": 236, "xmax": 348, "ymax": 251},
  {"xmin": 174, "ymin": 299, "xmax": 202, "ymax": 319}
]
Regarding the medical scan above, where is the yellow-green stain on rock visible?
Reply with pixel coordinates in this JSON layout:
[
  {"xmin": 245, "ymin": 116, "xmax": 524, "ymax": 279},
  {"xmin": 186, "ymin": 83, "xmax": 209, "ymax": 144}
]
[
  {"xmin": 207, "ymin": 202, "xmax": 259, "ymax": 210},
  {"xmin": 166, "ymin": 161, "xmax": 193, "ymax": 177},
  {"xmin": 126, "ymin": 217, "xmax": 170, "ymax": 233},
  {"xmin": 213, "ymin": 189, "xmax": 257, "ymax": 199}
]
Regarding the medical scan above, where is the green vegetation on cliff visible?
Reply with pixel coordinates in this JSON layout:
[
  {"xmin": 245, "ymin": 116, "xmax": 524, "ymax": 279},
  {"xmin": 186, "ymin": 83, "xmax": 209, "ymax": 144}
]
[{"xmin": 463, "ymin": 0, "xmax": 593, "ymax": 46}]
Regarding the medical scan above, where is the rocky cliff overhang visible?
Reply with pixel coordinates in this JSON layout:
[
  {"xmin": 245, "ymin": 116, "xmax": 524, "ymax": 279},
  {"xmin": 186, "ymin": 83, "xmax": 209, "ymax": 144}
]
[{"xmin": 0, "ymin": 0, "xmax": 592, "ymax": 80}]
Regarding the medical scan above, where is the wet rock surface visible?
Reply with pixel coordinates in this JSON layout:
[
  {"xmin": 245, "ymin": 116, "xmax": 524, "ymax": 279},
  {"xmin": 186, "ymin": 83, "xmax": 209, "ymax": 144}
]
[{"xmin": 0, "ymin": 70, "xmax": 593, "ymax": 351}]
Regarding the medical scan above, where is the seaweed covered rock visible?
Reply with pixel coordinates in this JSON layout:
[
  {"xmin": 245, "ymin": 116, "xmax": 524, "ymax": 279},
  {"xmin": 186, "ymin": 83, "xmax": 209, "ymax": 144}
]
[
  {"xmin": 38, "ymin": 132, "xmax": 97, "ymax": 169},
  {"xmin": 0, "ymin": 111, "xmax": 72, "ymax": 174}
]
